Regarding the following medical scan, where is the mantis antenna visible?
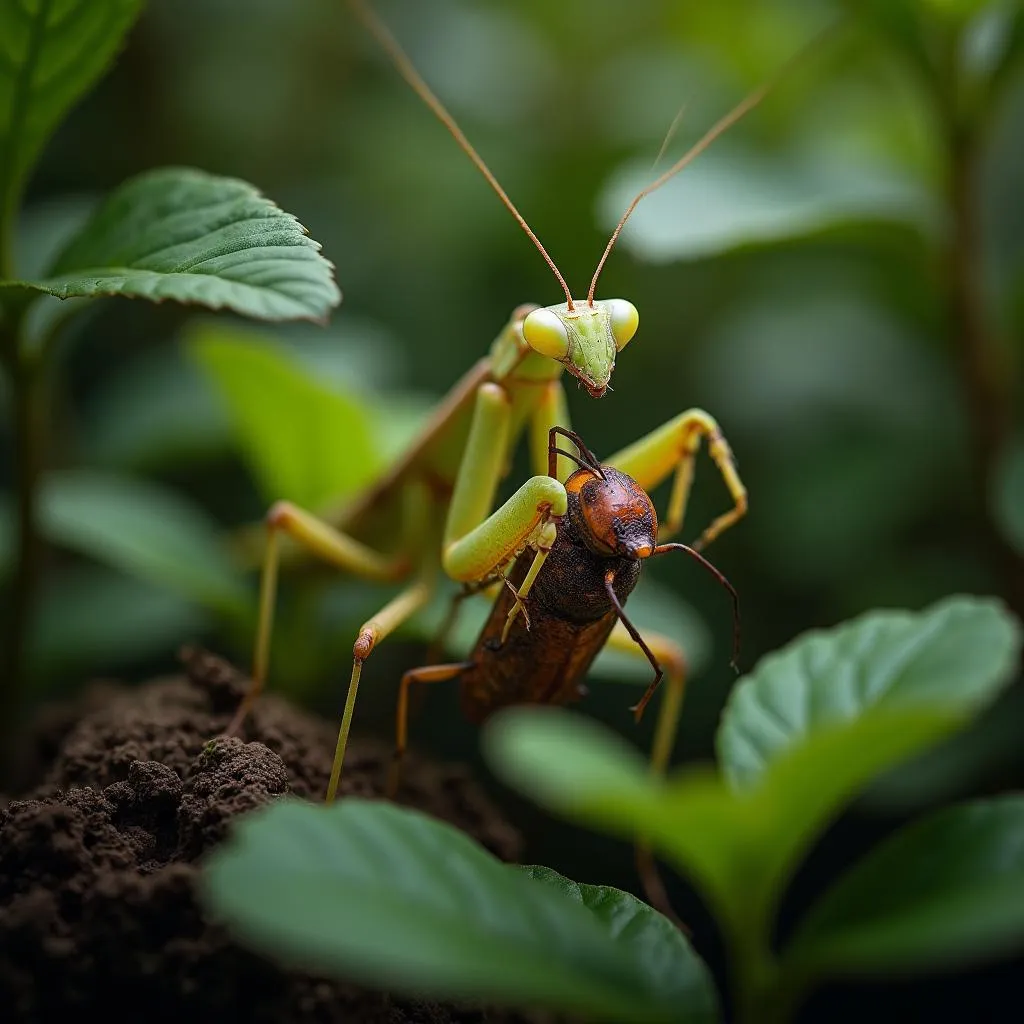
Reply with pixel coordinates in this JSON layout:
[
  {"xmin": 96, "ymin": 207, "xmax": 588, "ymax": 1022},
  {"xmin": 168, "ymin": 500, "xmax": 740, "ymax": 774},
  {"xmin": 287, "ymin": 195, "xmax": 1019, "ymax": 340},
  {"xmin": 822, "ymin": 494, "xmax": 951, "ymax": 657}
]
[
  {"xmin": 587, "ymin": 23, "xmax": 840, "ymax": 307},
  {"xmin": 347, "ymin": 0, "xmax": 576, "ymax": 310}
]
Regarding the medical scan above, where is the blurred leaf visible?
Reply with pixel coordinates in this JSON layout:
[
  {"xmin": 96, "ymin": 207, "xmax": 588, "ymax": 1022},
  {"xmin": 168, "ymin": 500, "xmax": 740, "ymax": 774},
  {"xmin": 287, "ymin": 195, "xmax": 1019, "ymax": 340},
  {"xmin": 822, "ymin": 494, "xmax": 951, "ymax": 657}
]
[
  {"xmin": 39, "ymin": 470, "xmax": 249, "ymax": 617},
  {"xmin": 788, "ymin": 796, "xmax": 1024, "ymax": 974},
  {"xmin": 188, "ymin": 322, "xmax": 379, "ymax": 509},
  {"xmin": 0, "ymin": 0, "xmax": 144, "ymax": 243},
  {"xmin": 716, "ymin": 596, "xmax": 1021, "ymax": 789},
  {"xmin": 520, "ymin": 865, "xmax": 718, "ymax": 1020},
  {"xmin": 992, "ymin": 434, "xmax": 1024, "ymax": 556},
  {"xmin": 202, "ymin": 799, "xmax": 713, "ymax": 1023},
  {"xmin": 29, "ymin": 565, "xmax": 207, "ymax": 683},
  {"xmin": 599, "ymin": 144, "xmax": 938, "ymax": 262},
  {"xmin": 83, "ymin": 344, "xmax": 231, "ymax": 470},
  {"xmin": 485, "ymin": 704, "xmax": 960, "ymax": 938},
  {"xmin": 4, "ymin": 168, "xmax": 341, "ymax": 321}
]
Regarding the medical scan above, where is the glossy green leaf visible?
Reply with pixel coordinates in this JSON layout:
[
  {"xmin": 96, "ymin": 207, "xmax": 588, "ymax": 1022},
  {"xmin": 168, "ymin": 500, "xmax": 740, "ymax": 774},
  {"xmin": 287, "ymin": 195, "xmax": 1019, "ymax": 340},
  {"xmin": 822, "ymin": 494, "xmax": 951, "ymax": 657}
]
[
  {"xmin": 0, "ymin": 0, "xmax": 144, "ymax": 238},
  {"xmin": 5, "ymin": 168, "xmax": 340, "ymax": 321},
  {"xmin": 717, "ymin": 596, "xmax": 1021, "ymax": 789},
  {"xmin": 39, "ymin": 470, "xmax": 248, "ymax": 617},
  {"xmin": 599, "ymin": 145, "xmax": 937, "ymax": 263},
  {"xmin": 202, "ymin": 799, "xmax": 714, "ymax": 1023},
  {"xmin": 788, "ymin": 796, "xmax": 1024, "ymax": 974},
  {"xmin": 188, "ymin": 323, "xmax": 379, "ymax": 509},
  {"xmin": 520, "ymin": 865, "xmax": 718, "ymax": 1020}
]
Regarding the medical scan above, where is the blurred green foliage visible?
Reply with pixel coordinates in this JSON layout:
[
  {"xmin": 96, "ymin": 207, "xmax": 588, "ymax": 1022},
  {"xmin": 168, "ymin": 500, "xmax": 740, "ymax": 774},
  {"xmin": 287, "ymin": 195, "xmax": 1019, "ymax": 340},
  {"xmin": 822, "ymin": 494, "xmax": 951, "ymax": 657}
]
[{"xmin": 1, "ymin": 0, "xmax": 1022, "ymax": 810}]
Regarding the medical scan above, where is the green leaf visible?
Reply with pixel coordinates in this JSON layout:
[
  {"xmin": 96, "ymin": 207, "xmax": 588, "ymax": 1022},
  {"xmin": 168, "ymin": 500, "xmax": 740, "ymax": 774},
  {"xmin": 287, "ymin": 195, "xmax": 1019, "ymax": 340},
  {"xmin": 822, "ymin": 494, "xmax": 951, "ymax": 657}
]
[
  {"xmin": 29, "ymin": 565, "xmax": 207, "ymax": 683},
  {"xmin": 0, "ymin": 0, "xmax": 144, "ymax": 244},
  {"xmin": 599, "ymin": 144, "xmax": 938, "ymax": 263},
  {"xmin": 717, "ymin": 596, "xmax": 1021, "ymax": 789},
  {"xmin": 788, "ymin": 795, "xmax": 1024, "ymax": 974},
  {"xmin": 5, "ymin": 168, "xmax": 341, "ymax": 321},
  {"xmin": 39, "ymin": 470, "xmax": 249, "ymax": 617},
  {"xmin": 484, "ymin": 705, "xmax": 959, "ymax": 935},
  {"xmin": 188, "ymin": 322, "xmax": 380, "ymax": 510},
  {"xmin": 520, "ymin": 865, "xmax": 718, "ymax": 1020},
  {"xmin": 202, "ymin": 799, "xmax": 714, "ymax": 1023}
]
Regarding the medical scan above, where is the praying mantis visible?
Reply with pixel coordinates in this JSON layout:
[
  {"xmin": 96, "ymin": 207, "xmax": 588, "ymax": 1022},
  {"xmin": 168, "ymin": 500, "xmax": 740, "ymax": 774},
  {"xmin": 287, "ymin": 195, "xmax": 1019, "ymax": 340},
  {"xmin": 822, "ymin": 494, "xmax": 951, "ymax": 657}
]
[{"xmin": 226, "ymin": 0, "xmax": 804, "ymax": 799}]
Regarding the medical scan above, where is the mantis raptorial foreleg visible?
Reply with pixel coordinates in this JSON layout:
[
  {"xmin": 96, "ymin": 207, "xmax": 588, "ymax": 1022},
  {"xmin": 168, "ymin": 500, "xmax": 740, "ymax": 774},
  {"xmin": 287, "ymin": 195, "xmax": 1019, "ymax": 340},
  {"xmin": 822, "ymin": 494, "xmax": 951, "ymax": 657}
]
[{"xmin": 606, "ymin": 409, "xmax": 748, "ymax": 550}]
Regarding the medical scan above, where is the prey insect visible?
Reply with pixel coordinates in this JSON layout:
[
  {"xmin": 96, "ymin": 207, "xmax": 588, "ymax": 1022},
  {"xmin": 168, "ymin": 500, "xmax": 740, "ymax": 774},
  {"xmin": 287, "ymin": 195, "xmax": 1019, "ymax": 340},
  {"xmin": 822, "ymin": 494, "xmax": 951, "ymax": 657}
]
[
  {"xmin": 223, "ymin": 0, "xmax": 813, "ymax": 799},
  {"xmin": 390, "ymin": 428, "xmax": 740, "ymax": 791}
]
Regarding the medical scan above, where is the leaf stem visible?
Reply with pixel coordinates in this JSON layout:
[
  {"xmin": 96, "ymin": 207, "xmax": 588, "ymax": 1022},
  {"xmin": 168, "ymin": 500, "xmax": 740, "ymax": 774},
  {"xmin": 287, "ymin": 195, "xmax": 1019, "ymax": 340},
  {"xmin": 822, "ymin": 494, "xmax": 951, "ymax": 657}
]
[
  {"xmin": 0, "ymin": 322, "xmax": 45, "ymax": 773},
  {"xmin": 941, "ymin": 56, "xmax": 1024, "ymax": 618}
]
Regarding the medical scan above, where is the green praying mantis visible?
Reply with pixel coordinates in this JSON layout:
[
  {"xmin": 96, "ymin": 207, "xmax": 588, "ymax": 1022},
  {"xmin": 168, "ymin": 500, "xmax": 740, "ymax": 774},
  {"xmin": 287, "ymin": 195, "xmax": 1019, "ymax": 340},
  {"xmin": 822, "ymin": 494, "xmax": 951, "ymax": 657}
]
[{"xmin": 225, "ymin": 0, "xmax": 797, "ymax": 800}]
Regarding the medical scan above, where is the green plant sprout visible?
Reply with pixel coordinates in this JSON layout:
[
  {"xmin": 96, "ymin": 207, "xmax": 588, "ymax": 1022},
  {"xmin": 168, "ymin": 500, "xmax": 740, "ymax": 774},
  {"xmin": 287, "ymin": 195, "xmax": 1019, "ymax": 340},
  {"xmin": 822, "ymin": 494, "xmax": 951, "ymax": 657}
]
[
  {"xmin": 0, "ymin": 0, "xmax": 339, "ymax": 752},
  {"xmin": 203, "ymin": 595, "xmax": 1024, "ymax": 1024}
]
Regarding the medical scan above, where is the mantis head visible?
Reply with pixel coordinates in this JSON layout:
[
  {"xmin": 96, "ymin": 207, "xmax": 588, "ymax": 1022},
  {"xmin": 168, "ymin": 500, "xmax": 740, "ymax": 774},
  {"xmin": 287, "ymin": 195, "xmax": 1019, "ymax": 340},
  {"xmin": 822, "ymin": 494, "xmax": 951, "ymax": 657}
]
[{"xmin": 522, "ymin": 299, "xmax": 639, "ymax": 398}]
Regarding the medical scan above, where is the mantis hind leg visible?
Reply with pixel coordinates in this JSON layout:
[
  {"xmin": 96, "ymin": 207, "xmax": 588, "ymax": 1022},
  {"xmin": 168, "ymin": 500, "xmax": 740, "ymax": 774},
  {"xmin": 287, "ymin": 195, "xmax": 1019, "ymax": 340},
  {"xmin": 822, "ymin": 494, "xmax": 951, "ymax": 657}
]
[
  {"xmin": 605, "ymin": 408, "xmax": 747, "ymax": 550},
  {"xmin": 225, "ymin": 499, "xmax": 408, "ymax": 737}
]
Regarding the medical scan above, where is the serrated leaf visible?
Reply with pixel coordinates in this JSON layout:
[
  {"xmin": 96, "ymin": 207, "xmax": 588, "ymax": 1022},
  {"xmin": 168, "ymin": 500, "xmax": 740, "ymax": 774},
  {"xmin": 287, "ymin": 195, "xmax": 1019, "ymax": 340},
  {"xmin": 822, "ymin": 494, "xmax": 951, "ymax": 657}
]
[
  {"xmin": 788, "ymin": 796, "xmax": 1024, "ymax": 974},
  {"xmin": 599, "ymin": 145, "xmax": 937, "ymax": 263},
  {"xmin": 188, "ymin": 322, "xmax": 379, "ymax": 509},
  {"xmin": 717, "ymin": 596, "xmax": 1021, "ymax": 789},
  {"xmin": 202, "ymin": 799, "xmax": 714, "ymax": 1023},
  {"xmin": 39, "ymin": 470, "xmax": 249, "ymax": 617},
  {"xmin": 5, "ymin": 168, "xmax": 340, "ymax": 321},
  {"xmin": 0, "ymin": 0, "xmax": 144, "ymax": 239}
]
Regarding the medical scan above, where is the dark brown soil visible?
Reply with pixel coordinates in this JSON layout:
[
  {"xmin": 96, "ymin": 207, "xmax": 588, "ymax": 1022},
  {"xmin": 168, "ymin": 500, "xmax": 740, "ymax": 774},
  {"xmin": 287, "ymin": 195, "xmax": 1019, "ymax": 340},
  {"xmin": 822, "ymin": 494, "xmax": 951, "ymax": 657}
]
[{"xmin": 0, "ymin": 649, "xmax": 535, "ymax": 1024}]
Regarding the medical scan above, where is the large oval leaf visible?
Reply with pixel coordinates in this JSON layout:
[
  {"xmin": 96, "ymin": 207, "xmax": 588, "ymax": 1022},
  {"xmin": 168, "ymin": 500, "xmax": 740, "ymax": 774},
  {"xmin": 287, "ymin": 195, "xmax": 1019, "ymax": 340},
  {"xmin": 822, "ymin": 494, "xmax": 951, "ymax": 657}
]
[
  {"xmin": 787, "ymin": 795, "xmax": 1024, "ymax": 974},
  {"xmin": 598, "ymin": 145, "xmax": 937, "ymax": 263},
  {"xmin": 7, "ymin": 168, "xmax": 340, "ymax": 321},
  {"xmin": 202, "ymin": 799, "xmax": 715, "ymax": 1023},
  {"xmin": 39, "ymin": 470, "xmax": 249, "ymax": 617},
  {"xmin": 0, "ymin": 0, "xmax": 144, "ymax": 237},
  {"xmin": 188, "ymin": 323, "xmax": 379, "ymax": 509},
  {"xmin": 717, "ymin": 596, "xmax": 1021, "ymax": 789}
]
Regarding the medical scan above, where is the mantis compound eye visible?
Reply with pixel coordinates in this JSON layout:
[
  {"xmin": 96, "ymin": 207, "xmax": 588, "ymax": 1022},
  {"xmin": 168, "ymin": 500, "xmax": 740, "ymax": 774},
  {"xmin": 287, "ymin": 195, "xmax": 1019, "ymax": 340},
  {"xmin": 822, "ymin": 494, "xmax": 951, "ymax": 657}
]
[
  {"xmin": 523, "ymin": 307, "xmax": 570, "ymax": 360},
  {"xmin": 606, "ymin": 299, "xmax": 639, "ymax": 351}
]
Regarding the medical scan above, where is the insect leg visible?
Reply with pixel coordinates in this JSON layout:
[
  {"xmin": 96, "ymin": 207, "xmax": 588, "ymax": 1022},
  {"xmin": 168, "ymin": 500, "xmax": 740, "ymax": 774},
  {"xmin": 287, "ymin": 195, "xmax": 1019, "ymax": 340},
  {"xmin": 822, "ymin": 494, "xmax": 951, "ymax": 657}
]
[
  {"xmin": 529, "ymin": 378, "xmax": 574, "ymax": 481},
  {"xmin": 328, "ymin": 574, "xmax": 436, "ymax": 803},
  {"xmin": 389, "ymin": 661, "xmax": 472, "ymax": 797},
  {"xmin": 225, "ymin": 500, "xmax": 408, "ymax": 737},
  {"xmin": 604, "ymin": 620, "xmax": 688, "ymax": 776},
  {"xmin": 605, "ymin": 408, "xmax": 747, "ymax": 550},
  {"xmin": 442, "ymin": 382, "xmax": 567, "ymax": 584}
]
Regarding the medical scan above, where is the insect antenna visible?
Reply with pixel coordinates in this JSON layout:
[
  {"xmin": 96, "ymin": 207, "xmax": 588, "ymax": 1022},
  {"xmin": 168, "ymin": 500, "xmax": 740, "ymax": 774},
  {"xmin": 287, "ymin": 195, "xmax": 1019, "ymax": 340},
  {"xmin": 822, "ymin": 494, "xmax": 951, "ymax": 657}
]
[
  {"xmin": 586, "ymin": 22, "xmax": 839, "ymax": 307},
  {"xmin": 654, "ymin": 543, "xmax": 741, "ymax": 671},
  {"xmin": 547, "ymin": 426, "xmax": 605, "ymax": 479},
  {"xmin": 348, "ymin": 0, "xmax": 575, "ymax": 310}
]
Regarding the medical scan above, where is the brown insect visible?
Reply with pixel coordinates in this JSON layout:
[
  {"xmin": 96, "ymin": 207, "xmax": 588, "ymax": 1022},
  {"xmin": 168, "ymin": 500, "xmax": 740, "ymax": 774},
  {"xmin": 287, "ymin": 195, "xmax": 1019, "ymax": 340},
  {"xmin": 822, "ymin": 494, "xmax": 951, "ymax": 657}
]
[{"xmin": 392, "ymin": 427, "xmax": 740, "ymax": 785}]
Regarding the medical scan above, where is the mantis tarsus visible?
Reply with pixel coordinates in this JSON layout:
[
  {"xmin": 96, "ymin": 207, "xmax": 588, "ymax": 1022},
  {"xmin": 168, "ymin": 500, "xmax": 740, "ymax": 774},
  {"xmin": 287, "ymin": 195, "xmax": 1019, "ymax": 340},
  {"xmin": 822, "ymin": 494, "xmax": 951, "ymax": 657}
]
[{"xmin": 225, "ymin": 0, "xmax": 818, "ymax": 800}]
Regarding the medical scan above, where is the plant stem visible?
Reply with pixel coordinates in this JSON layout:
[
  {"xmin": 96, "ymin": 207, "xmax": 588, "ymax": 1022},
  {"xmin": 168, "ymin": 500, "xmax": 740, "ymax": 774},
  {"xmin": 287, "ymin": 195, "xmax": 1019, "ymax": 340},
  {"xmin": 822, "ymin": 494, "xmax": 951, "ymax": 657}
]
[
  {"xmin": 0, "ymin": 329, "xmax": 45, "ymax": 767},
  {"xmin": 944, "ymin": 110, "xmax": 1024, "ymax": 618}
]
